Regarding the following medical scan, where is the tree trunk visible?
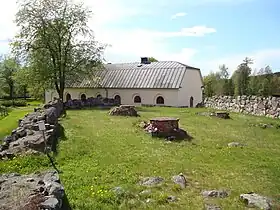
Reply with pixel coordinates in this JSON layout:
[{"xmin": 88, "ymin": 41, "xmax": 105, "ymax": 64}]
[
  {"xmin": 59, "ymin": 88, "xmax": 64, "ymax": 102},
  {"xmin": 9, "ymin": 84, "xmax": 13, "ymax": 100}
]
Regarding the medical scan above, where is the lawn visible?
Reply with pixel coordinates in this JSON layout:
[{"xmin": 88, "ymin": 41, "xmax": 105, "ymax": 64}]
[
  {"xmin": 1, "ymin": 107, "xmax": 280, "ymax": 209},
  {"xmin": 0, "ymin": 106, "xmax": 39, "ymax": 139}
]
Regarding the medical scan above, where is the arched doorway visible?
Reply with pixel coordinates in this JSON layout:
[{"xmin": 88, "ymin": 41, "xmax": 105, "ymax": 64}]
[
  {"xmin": 156, "ymin": 96, "xmax": 164, "ymax": 105},
  {"xmin": 134, "ymin": 95, "xmax": 141, "ymax": 103},
  {"xmin": 81, "ymin": 93, "xmax": 86, "ymax": 101},
  {"xmin": 66, "ymin": 93, "xmax": 71, "ymax": 101},
  {"xmin": 190, "ymin": 96, "xmax": 194, "ymax": 108},
  {"xmin": 96, "ymin": 94, "xmax": 102, "ymax": 99},
  {"xmin": 114, "ymin": 95, "xmax": 121, "ymax": 104}
]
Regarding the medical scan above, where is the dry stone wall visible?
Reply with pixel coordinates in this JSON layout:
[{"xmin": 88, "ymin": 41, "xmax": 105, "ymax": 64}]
[
  {"xmin": 0, "ymin": 99, "xmax": 64, "ymax": 159},
  {"xmin": 204, "ymin": 95, "xmax": 280, "ymax": 119}
]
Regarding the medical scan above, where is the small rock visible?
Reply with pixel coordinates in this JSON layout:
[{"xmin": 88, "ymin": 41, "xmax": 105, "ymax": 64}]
[
  {"xmin": 205, "ymin": 203, "xmax": 221, "ymax": 210},
  {"xmin": 240, "ymin": 192, "xmax": 272, "ymax": 210},
  {"xmin": 26, "ymin": 130, "xmax": 34, "ymax": 136},
  {"xmin": 112, "ymin": 186, "xmax": 125, "ymax": 195},
  {"xmin": 46, "ymin": 182, "xmax": 65, "ymax": 199},
  {"xmin": 44, "ymin": 171, "xmax": 60, "ymax": 183},
  {"xmin": 167, "ymin": 195, "xmax": 178, "ymax": 202},
  {"xmin": 227, "ymin": 142, "xmax": 245, "ymax": 148},
  {"xmin": 3, "ymin": 136, "xmax": 13, "ymax": 144},
  {"xmin": 202, "ymin": 190, "xmax": 229, "ymax": 198},
  {"xmin": 39, "ymin": 197, "xmax": 60, "ymax": 209},
  {"xmin": 140, "ymin": 177, "xmax": 164, "ymax": 187},
  {"xmin": 16, "ymin": 128, "xmax": 27, "ymax": 138},
  {"xmin": 172, "ymin": 173, "xmax": 187, "ymax": 188}
]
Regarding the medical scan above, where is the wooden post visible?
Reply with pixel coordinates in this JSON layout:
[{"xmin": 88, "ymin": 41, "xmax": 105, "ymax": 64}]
[{"xmin": 38, "ymin": 120, "xmax": 48, "ymax": 153}]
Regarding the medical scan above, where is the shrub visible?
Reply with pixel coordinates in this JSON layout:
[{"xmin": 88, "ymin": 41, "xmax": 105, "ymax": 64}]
[
  {"xmin": 0, "ymin": 99, "xmax": 27, "ymax": 107},
  {"xmin": 0, "ymin": 105, "xmax": 8, "ymax": 117}
]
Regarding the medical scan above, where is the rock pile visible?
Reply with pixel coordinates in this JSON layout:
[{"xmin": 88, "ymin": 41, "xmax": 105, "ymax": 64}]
[
  {"xmin": 109, "ymin": 105, "xmax": 139, "ymax": 117},
  {"xmin": 0, "ymin": 170, "xmax": 68, "ymax": 210},
  {"xmin": 0, "ymin": 99, "xmax": 64, "ymax": 159},
  {"xmin": 204, "ymin": 95, "xmax": 280, "ymax": 118},
  {"xmin": 64, "ymin": 97, "xmax": 118, "ymax": 109}
]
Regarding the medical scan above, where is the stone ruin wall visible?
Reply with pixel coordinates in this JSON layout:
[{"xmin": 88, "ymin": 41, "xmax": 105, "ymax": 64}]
[
  {"xmin": 204, "ymin": 95, "xmax": 280, "ymax": 119},
  {"xmin": 0, "ymin": 99, "xmax": 69, "ymax": 209},
  {"xmin": 0, "ymin": 99, "xmax": 64, "ymax": 159}
]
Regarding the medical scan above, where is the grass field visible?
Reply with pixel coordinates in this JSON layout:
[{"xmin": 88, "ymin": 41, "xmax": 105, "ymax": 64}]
[
  {"xmin": 0, "ymin": 106, "xmax": 38, "ymax": 139},
  {"xmin": 1, "ymin": 107, "xmax": 280, "ymax": 209}
]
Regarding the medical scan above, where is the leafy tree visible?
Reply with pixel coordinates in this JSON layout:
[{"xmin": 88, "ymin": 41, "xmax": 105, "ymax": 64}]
[
  {"xmin": 0, "ymin": 56, "xmax": 20, "ymax": 99},
  {"xmin": 12, "ymin": 0, "xmax": 106, "ymax": 101},
  {"xmin": 257, "ymin": 65, "xmax": 273, "ymax": 96},
  {"xmin": 203, "ymin": 71, "xmax": 221, "ymax": 97},
  {"xmin": 217, "ymin": 64, "xmax": 233, "ymax": 95},
  {"xmin": 232, "ymin": 57, "xmax": 253, "ymax": 96},
  {"xmin": 149, "ymin": 57, "xmax": 158, "ymax": 62}
]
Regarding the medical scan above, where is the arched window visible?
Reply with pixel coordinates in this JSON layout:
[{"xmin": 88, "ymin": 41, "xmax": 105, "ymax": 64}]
[
  {"xmin": 156, "ymin": 96, "xmax": 164, "ymax": 105},
  {"xmin": 66, "ymin": 93, "xmax": 71, "ymax": 101},
  {"xmin": 114, "ymin": 95, "xmax": 121, "ymax": 104},
  {"xmin": 81, "ymin": 94, "xmax": 86, "ymax": 101},
  {"xmin": 96, "ymin": 94, "xmax": 102, "ymax": 99},
  {"xmin": 134, "ymin": 95, "xmax": 141, "ymax": 103}
]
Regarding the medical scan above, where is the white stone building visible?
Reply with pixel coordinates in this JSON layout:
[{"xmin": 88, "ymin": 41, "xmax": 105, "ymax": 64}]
[{"xmin": 45, "ymin": 58, "xmax": 204, "ymax": 107}]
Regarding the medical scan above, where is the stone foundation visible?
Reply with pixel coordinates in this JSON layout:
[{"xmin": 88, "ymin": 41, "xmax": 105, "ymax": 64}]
[{"xmin": 204, "ymin": 95, "xmax": 280, "ymax": 119}]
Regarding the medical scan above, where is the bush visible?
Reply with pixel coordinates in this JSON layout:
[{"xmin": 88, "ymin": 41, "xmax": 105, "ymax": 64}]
[
  {"xmin": 0, "ymin": 99, "xmax": 27, "ymax": 107},
  {"xmin": 0, "ymin": 105, "xmax": 8, "ymax": 117}
]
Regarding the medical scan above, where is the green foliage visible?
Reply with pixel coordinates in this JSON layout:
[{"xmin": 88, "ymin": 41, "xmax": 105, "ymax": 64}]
[
  {"xmin": 204, "ymin": 58, "xmax": 279, "ymax": 97},
  {"xmin": 0, "ymin": 99, "xmax": 27, "ymax": 107},
  {"xmin": 0, "ymin": 55, "xmax": 20, "ymax": 98},
  {"xmin": 149, "ymin": 57, "xmax": 158, "ymax": 62},
  {"xmin": 12, "ymin": 0, "xmax": 106, "ymax": 100},
  {"xmin": 233, "ymin": 57, "xmax": 253, "ymax": 96}
]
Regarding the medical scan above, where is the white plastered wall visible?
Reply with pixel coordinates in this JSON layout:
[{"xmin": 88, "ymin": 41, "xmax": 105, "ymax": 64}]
[
  {"xmin": 177, "ymin": 69, "xmax": 203, "ymax": 107},
  {"xmin": 45, "ymin": 88, "xmax": 180, "ymax": 106}
]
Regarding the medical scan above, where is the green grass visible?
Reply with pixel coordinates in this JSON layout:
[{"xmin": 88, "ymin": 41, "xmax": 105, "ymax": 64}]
[
  {"xmin": 1, "ymin": 107, "xmax": 280, "ymax": 209},
  {"xmin": 0, "ymin": 106, "xmax": 36, "ymax": 139}
]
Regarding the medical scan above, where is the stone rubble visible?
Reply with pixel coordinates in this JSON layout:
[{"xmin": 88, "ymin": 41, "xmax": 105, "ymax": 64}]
[
  {"xmin": 204, "ymin": 95, "xmax": 280, "ymax": 119},
  {"xmin": 0, "ymin": 99, "xmax": 64, "ymax": 159},
  {"xmin": 109, "ymin": 105, "xmax": 139, "ymax": 117},
  {"xmin": 0, "ymin": 170, "xmax": 67, "ymax": 210},
  {"xmin": 64, "ymin": 97, "xmax": 118, "ymax": 109},
  {"xmin": 202, "ymin": 190, "xmax": 229, "ymax": 198}
]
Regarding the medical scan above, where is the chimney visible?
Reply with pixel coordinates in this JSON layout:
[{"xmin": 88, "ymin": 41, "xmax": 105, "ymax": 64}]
[{"xmin": 141, "ymin": 57, "xmax": 150, "ymax": 64}]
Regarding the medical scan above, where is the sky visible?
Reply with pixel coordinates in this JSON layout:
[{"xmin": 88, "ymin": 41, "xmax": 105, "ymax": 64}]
[{"xmin": 0, "ymin": 0, "xmax": 280, "ymax": 76}]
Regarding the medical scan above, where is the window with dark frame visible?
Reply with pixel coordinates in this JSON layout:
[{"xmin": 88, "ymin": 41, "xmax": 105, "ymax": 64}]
[
  {"xmin": 156, "ymin": 96, "xmax": 164, "ymax": 104},
  {"xmin": 134, "ymin": 95, "xmax": 141, "ymax": 103}
]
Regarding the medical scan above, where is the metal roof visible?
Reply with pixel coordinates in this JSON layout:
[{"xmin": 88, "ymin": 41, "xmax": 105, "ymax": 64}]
[{"xmin": 67, "ymin": 61, "xmax": 200, "ymax": 89}]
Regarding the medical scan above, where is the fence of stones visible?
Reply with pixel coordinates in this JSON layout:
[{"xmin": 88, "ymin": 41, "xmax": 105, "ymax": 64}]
[
  {"xmin": 204, "ymin": 95, "xmax": 280, "ymax": 119},
  {"xmin": 64, "ymin": 97, "xmax": 119, "ymax": 109},
  {"xmin": 0, "ymin": 99, "xmax": 64, "ymax": 159}
]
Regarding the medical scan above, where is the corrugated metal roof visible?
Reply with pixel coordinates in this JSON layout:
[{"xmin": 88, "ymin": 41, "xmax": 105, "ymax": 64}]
[{"xmin": 67, "ymin": 61, "xmax": 199, "ymax": 89}]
